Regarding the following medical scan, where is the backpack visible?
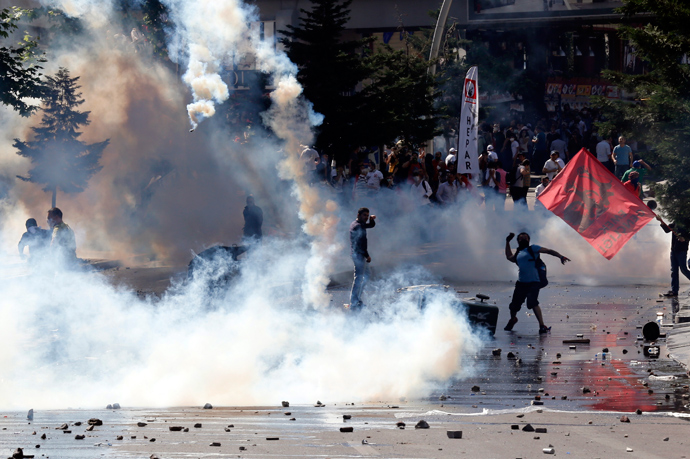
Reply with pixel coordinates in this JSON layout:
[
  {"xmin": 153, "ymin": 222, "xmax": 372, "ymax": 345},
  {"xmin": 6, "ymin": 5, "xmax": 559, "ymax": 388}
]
[{"xmin": 527, "ymin": 246, "xmax": 548, "ymax": 289}]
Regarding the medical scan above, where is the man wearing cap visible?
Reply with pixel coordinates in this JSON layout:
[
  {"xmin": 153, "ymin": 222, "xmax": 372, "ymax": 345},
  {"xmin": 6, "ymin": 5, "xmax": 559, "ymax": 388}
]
[
  {"xmin": 18, "ymin": 218, "xmax": 51, "ymax": 262},
  {"xmin": 612, "ymin": 136, "xmax": 633, "ymax": 179},
  {"xmin": 487, "ymin": 144, "xmax": 498, "ymax": 163},
  {"xmin": 542, "ymin": 151, "xmax": 565, "ymax": 180},
  {"xmin": 622, "ymin": 159, "xmax": 652, "ymax": 183}
]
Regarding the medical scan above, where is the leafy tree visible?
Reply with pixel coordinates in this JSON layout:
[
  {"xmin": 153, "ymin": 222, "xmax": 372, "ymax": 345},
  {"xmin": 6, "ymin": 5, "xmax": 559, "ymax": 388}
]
[
  {"xmin": 595, "ymin": 0, "xmax": 690, "ymax": 225},
  {"xmin": 279, "ymin": 0, "xmax": 373, "ymax": 156},
  {"xmin": 358, "ymin": 43, "xmax": 441, "ymax": 148},
  {"xmin": 14, "ymin": 68, "xmax": 109, "ymax": 207},
  {"xmin": 0, "ymin": 7, "xmax": 46, "ymax": 116}
]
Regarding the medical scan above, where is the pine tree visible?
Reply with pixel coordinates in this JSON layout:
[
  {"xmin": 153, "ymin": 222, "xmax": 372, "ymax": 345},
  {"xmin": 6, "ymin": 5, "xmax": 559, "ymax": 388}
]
[
  {"xmin": 595, "ymin": 0, "xmax": 690, "ymax": 226},
  {"xmin": 0, "ymin": 7, "xmax": 46, "ymax": 116},
  {"xmin": 280, "ymin": 0, "xmax": 373, "ymax": 157},
  {"xmin": 14, "ymin": 67, "xmax": 109, "ymax": 207}
]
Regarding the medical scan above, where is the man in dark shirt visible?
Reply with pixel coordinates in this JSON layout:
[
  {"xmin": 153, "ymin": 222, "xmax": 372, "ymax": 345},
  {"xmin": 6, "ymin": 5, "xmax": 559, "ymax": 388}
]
[
  {"xmin": 658, "ymin": 216, "xmax": 690, "ymax": 297},
  {"xmin": 243, "ymin": 196, "xmax": 263, "ymax": 242},
  {"xmin": 348, "ymin": 207, "xmax": 376, "ymax": 311},
  {"xmin": 18, "ymin": 218, "xmax": 51, "ymax": 262}
]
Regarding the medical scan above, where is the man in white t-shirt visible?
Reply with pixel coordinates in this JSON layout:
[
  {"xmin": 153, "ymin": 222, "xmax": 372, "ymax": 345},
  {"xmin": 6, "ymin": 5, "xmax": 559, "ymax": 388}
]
[
  {"xmin": 365, "ymin": 163, "xmax": 384, "ymax": 193},
  {"xmin": 542, "ymin": 151, "xmax": 565, "ymax": 180},
  {"xmin": 510, "ymin": 136, "xmax": 519, "ymax": 159},
  {"xmin": 595, "ymin": 137, "xmax": 614, "ymax": 173},
  {"xmin": 534, "ymin": 176, "xmax": 550, "ymax": 210}
]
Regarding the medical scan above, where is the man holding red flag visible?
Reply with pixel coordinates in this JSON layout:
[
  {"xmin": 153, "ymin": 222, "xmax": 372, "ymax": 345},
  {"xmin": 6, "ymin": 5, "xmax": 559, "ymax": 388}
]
[{"xmin": 537, "ymin": 148, "xmax": 656, "ymax": 260}]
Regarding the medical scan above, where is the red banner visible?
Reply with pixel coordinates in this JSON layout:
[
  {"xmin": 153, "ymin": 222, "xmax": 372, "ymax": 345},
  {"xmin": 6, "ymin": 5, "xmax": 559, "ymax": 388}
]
[{"xmin": 537, "ymin": 149, "xmax": 655, "ymax": 260}]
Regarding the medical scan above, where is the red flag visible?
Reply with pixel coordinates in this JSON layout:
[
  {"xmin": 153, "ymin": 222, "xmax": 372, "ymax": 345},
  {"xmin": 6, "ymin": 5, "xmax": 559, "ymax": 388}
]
[{"xmin": 537, "ymin": 148, "xmax": 655, "ymax": 260}]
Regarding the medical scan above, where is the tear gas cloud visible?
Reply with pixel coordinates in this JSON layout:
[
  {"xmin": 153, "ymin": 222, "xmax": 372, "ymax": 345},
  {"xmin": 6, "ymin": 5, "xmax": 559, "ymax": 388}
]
[{"xmin": 0, "ymin": 0, "xmax": 672, "ymax": 410}]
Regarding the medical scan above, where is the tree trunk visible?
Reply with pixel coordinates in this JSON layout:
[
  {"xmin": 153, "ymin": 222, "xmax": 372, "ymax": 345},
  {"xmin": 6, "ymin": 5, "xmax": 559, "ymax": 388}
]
[{"xmin": 51, "ymin": 187, "xmax": 57, "ymax": 208}]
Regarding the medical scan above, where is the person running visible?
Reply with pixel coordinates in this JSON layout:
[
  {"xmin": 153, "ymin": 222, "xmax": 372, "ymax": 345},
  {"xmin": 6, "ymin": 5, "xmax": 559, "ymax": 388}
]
[
  {"xmin": 504, "ymin": 232, "xmax": 570, "ymax": 333},
  {"xmin": 347, "ymin": 207, "xmax": 376, "ymax": 311}
]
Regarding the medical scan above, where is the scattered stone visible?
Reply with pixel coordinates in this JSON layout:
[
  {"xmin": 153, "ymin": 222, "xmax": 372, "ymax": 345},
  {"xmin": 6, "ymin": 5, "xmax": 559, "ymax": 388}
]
[
  {"xmin": 137, "ymin": 422, "xmax": 147, "ymax": 427},
  {"xmin": 284, "ymin": 412, "xmax": 291, "ymax": 416},
  {"xmin": 106, "ymin": 404, "xmax": 112, "ymax": 410},
  {"xmin": 289, "ymin": 418, "xmax": 296, "ymax": 421},
  {"xmin": 340, "ymin": 427, "xmax": 354, "ymax": 433},
  {"xmin": 34, "ymin": 445, "xmax": 39, "ymax": 449},
  {"xmin": 169, "ymin": 426, "xmax": 183, "ymax": 431},
  {"xmin": 439, "ymin": 395, "xmax": 447, "ymax": 401},
  {"xmin": 31, "ymin": 431, "xmax": 35, "ymax": 435},
  {"xmin": 622, "ymin": 349, "xmax": 628, "ymax": 354},
  {"xmin": 203, "ymin": 403, "xmax": 213, "ymax": 409},
  {"xmin": 40, "ymin": 434, "xmax": 46, "ymax": 440},
  {"xmin": 471, "ymin": 385, "xmax": 480, "ymax": 392},
  {"xmin": 11, "ymin": 448, "xmax": 24, "ymax": 459},
  {"xmin": 63, "ymin": 430, "xmax": 72, "ymax": 434},
  {"xmin": 183, "ymin": 428, "xmax": 189, "ymax": 432},
  {"xmin": 492, "ymin": 348, "xmax": 502, "ymax": 356},
  {"xmin": 522, "ymin": 424, "xmax": 535, "ymax": 432},
  {"xmin": 446, "ymin": 430, "xmax": 462, "ymax": 439},
  {"xmin": 343, "ymin": 415, "xmax": 352, "ymax": 420},
  {"xmin": 227, "ymin": 424, "xmax": 234, "ymax": 428},
  {"xmin": 536, "ymin": 428, "xmax": 548, "ymax": 433},
  {"xmin": 626, "ymin": 447, "xmax": 633, "ymax": 452},
  {"xmin": 210, "ymin": 442, "xmax": 221, "ymax": 447},
  {"xmin": 73, "ymin": 422, "xmax": 82, "ymax": 426},
  {"xmin": 396, "ymin": 421, "xmax": 406, "ymax": 429},
  {"xmin": 112, "ymin": 403, "xmax": 121, "ymax": 409},
  {"xmin": 532, "ymin": 401, "xmax": 544, "ymax": 406},
  {"xmin": 194, "ymin": 423, "xmax": 202, "ymax": 428},
  {"xmin": 75, "ymin": 435, "xmax": 85, "ymax": 440},
  {"xmin": 225, "ymin": 427, "xmax": 231, "ymax": 432},
  {"xmin": 56, "ymin": 423, "xmax": 68, "ymax": 430},
  {"xmin": 636, "ymin": 409, "xmax": 642, "ymax": 415},
  {"xmin": 507, "ymin": 352, "xmax": 516, "ymax": 359},
  {"xmin": 88, "ymin": 418, "xmax": 103, "ymax": 426},
  {"xmin": 267, "ymin": 437, "xmax": 280, "ymax": 440},
  {"xmin": 511, "ymin": 425, "xmax": 519, "ymax": 430},
  {"xmin": 543, "ymin": 447, "xmax": 555, "ymax": 454},
  {"xmin": 516, "ymin": 414, "xmax": 524, "ymax": 418},
  {"xmin": 556, "ymin": 353, "xmax": 562, "ymax": 359},
  {"xmin": 86, "ymin": 425, "xmax": 94, "ymax": 432},
  {"xmin": 149, "ymin": 438, "xmax": 156, "ymax": 442},
  {"xmin": 116, "ymin": 436, "xmax": 123, "ymax": 440},
  {"xmin": 282, "ymin": 401, "xmax": 289, "ymax": 407},
  {"xmin": 663, "ymin": 437, "xmax": 669, "ymax": 441},
  {"xmin": 582, "ymin": 387, "xmax": 591, "ymax": 394},
  {"xmin": 620, "ymin": 416, "xmax": 630, "ymax": 423},
  {"xmin": 131, "ymin": 436, "xmax": 136, "ymax": 439},
  {"xmin": 150, "ymin": 455, "xmax": 159, "ymax": 459},
  {"xmin": 415, "ymin": 420, "xmax": 430, "ymax": 429}
]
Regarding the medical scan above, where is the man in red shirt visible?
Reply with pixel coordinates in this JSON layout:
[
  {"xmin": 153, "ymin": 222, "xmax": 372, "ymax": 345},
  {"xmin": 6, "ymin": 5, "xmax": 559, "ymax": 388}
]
[{"xmin": 623, "ymin": 170, "xmax": 641, "ymax": 198}]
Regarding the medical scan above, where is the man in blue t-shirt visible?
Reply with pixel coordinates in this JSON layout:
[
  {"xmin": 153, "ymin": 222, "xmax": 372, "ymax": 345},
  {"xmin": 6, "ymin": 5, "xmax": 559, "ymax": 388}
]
[
  {"xmin": 612, "ymin": 136, "xmax": 633, "ymax": 179},
  {"xmin": 504, "ymin": 232, "xmax": 570, "ymax": 333}
]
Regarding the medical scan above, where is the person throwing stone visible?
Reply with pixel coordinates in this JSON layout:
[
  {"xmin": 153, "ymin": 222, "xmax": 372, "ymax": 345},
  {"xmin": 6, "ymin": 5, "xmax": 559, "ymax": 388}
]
[
  {"xmin": 504, "ymin": 232, "xmax": 569, "ymax": 333},
  {"xmin": 348, "ymin": 207, "xmax": 376, "ymax": 311}
]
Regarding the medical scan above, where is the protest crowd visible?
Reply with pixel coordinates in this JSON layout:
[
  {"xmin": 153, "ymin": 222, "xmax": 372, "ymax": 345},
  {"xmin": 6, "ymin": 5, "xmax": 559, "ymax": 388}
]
[{"xmin": 303, "ymin": 105, "xmax": 653, "ymax": 210}]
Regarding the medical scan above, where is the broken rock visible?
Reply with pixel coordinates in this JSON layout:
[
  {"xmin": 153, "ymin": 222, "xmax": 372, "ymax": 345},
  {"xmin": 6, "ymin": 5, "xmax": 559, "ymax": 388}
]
[
  {"xmin": 522, "ymin": 424, "xmax": 535, "ymax": 432},
  {"xmin": 169, "ymin": 426, "xmax": 183, "ymax": 431},
  {"xmin": 446, "ymin": 431, "xmax": 462, "ymax": 439},
  {"xmin": 203, "ymin": 403, "xmax": 213, "ymax": 409},
  {"xmin": 88, "ymin": 418, "xmax": 103, "ymax": 426},
  {"xmin": 282, "ymin": 401, "xmax": 289, "ymax": 407},
  {"xmin": 75, "ymin": 435, "xmax": 85, "ymax": 440},
  {"xmin": 620, "ymin": 416, "xmax": 630, "ymax": 423},
  {"xmin": 415, "ymin": 420, "xmax": 430, "ymax": 429}
]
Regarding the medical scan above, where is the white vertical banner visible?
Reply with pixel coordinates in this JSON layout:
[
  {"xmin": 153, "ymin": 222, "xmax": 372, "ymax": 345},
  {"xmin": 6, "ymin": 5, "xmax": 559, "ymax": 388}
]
[{"xmin": 458, "ymin": 66, "xmax": 479, "ymax": 175}]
